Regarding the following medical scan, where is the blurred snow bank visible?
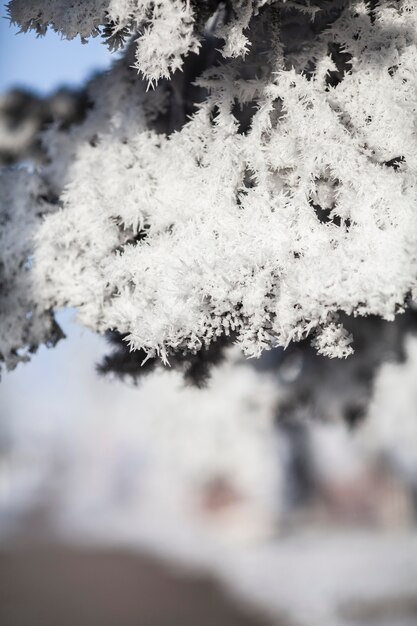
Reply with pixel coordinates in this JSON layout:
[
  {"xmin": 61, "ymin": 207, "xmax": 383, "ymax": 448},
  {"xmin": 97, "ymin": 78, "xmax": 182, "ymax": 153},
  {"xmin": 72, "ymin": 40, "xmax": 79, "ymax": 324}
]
[{"xmin": 1, "ymin": 313, "xmax": 417, "ymax": 626}]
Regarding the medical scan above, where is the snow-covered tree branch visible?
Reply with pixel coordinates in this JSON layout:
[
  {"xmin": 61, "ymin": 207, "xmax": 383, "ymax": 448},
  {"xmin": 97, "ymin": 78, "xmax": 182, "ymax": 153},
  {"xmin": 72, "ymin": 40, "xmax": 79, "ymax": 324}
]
[{"xmin": 2, "ymin": 0, "xmax": 417, "ymax": 384}]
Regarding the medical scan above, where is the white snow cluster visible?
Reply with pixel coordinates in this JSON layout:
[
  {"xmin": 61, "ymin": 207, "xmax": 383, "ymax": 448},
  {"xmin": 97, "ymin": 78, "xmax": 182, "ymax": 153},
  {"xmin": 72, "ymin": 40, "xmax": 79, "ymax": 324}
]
[{"xmin": 2, "ymin": 0, "xmax": 417, "ymax": 369}]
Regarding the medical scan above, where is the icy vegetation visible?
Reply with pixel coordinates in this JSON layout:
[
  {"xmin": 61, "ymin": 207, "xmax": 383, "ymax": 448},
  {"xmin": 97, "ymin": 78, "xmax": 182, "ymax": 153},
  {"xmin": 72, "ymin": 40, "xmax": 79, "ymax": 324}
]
[{"xmin": 2, "ymin": 0, "xmax": 417, "ymax": 372}]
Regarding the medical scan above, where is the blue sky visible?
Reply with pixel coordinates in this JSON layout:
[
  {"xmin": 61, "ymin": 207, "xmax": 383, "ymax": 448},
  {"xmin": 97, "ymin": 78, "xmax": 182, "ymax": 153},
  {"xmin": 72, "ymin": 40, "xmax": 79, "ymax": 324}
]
[{"xmin": 0, "ymin": 2, "xmax": 113, "ymax": 94}]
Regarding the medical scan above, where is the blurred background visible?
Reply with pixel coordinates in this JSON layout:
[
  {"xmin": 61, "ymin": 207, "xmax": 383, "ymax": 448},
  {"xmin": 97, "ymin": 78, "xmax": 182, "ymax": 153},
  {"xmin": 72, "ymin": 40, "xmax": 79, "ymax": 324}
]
[{"xmin": 1, "ymin": 4, "xmax": 417, "ymax": 625}]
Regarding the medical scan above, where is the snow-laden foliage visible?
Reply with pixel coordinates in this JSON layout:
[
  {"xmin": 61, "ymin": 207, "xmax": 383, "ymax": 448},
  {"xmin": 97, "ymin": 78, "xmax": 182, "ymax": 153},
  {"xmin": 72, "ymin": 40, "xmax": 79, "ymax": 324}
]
[
  {"xmin": 2, "ymin": 0, "xmax": 417, "ymax": 373},
  {"xmin": 8, "ymin": 0, "xmax": 207, "ymax": 82},
  {"xmin": 5, "ymin": 1, "xmax": 348, "ymax": 82},
  {"xmin": 0, "ymin": 171, "xmax": 62, "ymax": 369}
]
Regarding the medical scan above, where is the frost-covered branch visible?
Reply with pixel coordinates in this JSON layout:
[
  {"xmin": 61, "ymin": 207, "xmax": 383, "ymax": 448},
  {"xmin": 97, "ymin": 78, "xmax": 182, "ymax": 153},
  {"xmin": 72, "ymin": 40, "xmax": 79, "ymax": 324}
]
[{"xmin": 2, "ymin": 0, "xmax": 417, "ymax": 381}]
